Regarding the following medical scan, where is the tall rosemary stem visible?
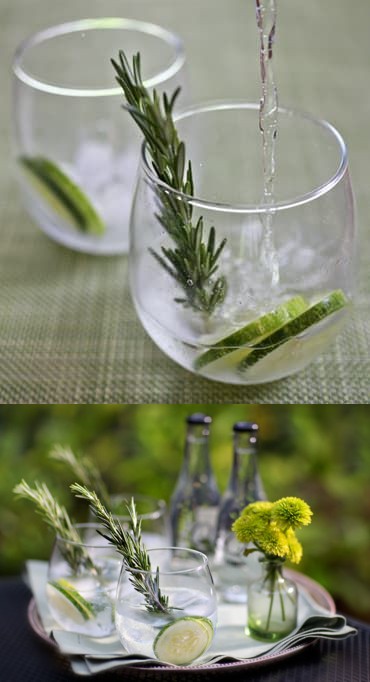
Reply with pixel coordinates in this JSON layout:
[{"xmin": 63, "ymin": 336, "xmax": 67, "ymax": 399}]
[
  {"xmin": 111, "ymin": 51, "xmax": 227, "ymax": 316},
  {"xmin": 71, "ymin": 484, "xmax": 170, "ymax": 614}
]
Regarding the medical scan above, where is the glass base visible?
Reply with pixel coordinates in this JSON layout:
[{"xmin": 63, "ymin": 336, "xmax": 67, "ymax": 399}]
[
  {"xmin": 21, "ymin": 187, "xmax": 129, "ymax": 255},
  {"xmin": 246, "ymin": 622, "xmax": 294, "ymax": 642}
]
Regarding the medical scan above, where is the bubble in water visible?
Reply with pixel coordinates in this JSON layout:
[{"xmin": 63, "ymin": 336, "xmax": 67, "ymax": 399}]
[{"xmin": 186, "ymin": 279, "xmax": 194, "ymax": 287}]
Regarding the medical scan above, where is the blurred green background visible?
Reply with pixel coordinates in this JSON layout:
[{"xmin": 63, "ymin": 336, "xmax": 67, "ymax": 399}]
[{"xmin": 1, "ymin": 405, "xmax": 369, "ymax": 621}]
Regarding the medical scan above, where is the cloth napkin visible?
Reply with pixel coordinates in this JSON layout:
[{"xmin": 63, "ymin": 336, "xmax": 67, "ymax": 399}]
[{"xmin": 26, "ymin": 560, "xmax": 357, "ymax": 676}]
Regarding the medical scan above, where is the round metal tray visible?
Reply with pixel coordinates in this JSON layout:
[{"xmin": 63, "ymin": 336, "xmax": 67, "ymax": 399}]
[{"xmin": 28, "ymin": 569, "xmax": 335, "ymax": 676}]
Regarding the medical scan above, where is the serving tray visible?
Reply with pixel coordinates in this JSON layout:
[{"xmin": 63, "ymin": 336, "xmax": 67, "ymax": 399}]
[{"xmin": 28, "ymin": 569, "xmax": 335, "ymax": 676}]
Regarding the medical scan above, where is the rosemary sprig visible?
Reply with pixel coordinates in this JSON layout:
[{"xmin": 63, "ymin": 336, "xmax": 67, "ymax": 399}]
[
  {"xmin": 49, "ymin": 445, "xmax": 111, "ymax": 509},
  {"xmin": 71, "ymin": 483, "xmax": 170, "ymax": 614},
  {"xmin": 111, "ymin": 51, "xmax": 227, "ymax": 315},
  {"xmin": 13, "ymin": 480, "xmax": 97, "ymax": 573}
]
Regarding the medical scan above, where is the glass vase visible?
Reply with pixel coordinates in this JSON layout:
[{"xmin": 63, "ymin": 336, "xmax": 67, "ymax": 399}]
[
  {"xmin": 247, "ymin": 559, "xmax": 298, "ymax": 641},
  {"xmin": 129, "ymin": 102, "xmax": 356, "ymax": 384}
]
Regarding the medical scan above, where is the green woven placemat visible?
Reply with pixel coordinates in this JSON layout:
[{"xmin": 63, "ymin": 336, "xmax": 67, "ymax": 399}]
[{"xmin": 0, "ymin": 0, "xmax": 369, "ymax": 404}]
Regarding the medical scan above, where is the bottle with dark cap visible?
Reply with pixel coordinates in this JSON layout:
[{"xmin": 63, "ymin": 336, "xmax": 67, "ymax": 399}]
[
  {"xmin": 169, "ymin": 413, "xmax": 220, "ymax": 555},
  {"xmin": 214, "ymin": 421, "xmax": 266, "ymax": 602}
]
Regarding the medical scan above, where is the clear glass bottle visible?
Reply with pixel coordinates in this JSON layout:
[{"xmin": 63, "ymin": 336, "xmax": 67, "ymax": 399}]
[
  {"xmin": 169, "ymin": 413, "xmax": 220, "ymax": 555},
  {"xmin": 214, "ymin": 422, "xmax": 266, "ymax": 602}
]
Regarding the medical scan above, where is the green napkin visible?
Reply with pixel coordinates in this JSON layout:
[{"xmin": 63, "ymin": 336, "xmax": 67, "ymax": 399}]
[{"xmin": 26, "ymin": 560, "xmax": 357, "ymax": 676}]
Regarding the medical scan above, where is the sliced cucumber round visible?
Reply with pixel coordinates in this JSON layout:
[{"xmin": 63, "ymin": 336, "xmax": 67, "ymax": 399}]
[
  {"xmin": 153, "ymin": 616, "xmax": 214, "ymax": 665},
  {"xmin": 47, "ymin": 579, "xmax": 95, "ymax": 624},
  {"xmin": 19, "ymin": 155, "xmax": 105, "ymax": 235},
  {"xmin": 195, "ymin": 295, "xmax": 308, "ymax": 370},
  {"xmin": 239, "ymin": 289, "xmax": 348, "ymax": 372}
]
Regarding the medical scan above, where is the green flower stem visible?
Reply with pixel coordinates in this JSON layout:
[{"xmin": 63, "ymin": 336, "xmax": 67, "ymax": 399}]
[
  {"xmin": 263, "ymin": 560, "xmax": 286, "ymax": 632},
  {"xmin": 265, "ymin": 572, "xmax": 275, "ymax": 631},
  {"xmin": 278, "ymin": 578, "xmax": 286, "ymax": 622}
]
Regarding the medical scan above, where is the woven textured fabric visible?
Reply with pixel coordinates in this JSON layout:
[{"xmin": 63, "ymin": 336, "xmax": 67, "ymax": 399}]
[
  {"xmin": 0, "ymin": 0, "xmax": 369, "ymax": 404},
  {"xmin": 1, "ymin": 578, "xmax": 369, "ymax": 681}
]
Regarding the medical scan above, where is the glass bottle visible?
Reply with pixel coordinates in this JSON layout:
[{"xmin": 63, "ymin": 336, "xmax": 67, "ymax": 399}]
[
  {"xmin": 214, "ymin": 421, "xmax": 266, "ymax": 602},
  {"xmin": 247, "ymin": 558, "xmax": 298, "ymax": 641},
  {"xmin": 169, "ymin": 413, "xmax": 220, "ymax": 555}
]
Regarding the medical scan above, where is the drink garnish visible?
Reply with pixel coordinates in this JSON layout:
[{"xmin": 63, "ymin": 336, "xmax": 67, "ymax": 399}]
[
  {"xmin": 153, "ymin": 616, "xmax": 214, "ymax": 665},
  {"xmin": 19, "ymin": 156, "xmax": 105, "ymax": 235},
  {"xmin": 111, "ymin": 52, "xmax": 227, "ymax": 315},
  {"xmin": 195, "ymin": 295, "xmax": 307, "ymax": 369},
  {"xmin": 13, "ymin": 480, "xmax": 97, "ymax": 572},
  {"xmin": 47, "ymin": 579, "xmax": 95, "ymax": 623},
  {"xmin": 71, "ymin": 484, "xmax": 170, "ymax": 614},
  {"xmin": 239, "ymin": 289, "xmax": 348, "ymax": 371}
]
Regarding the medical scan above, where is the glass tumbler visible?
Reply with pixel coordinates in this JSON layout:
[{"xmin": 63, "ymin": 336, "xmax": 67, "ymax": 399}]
[
  {"xmin": 115, "ymin": 547, "xmax": 217, "ymax": 665},
  {"xmin": 129, "ymin": 102, "xmax": 357, "ymax": 384},
  {"xmin": 12, "ymin": 18, "xmax": 186, "ymax": 254},
  {"xmin": 47, "ymin": 523, "xmax": 121, "ymax": 636}
]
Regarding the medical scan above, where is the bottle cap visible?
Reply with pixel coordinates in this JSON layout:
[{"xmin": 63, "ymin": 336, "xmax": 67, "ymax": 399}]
[
  {"xmin": 233, "ymin": 421, "xmax": 259, "ymax": 433},
  {"xmin": 187, "ymin": 413, "xmax": 212, "ymax": 425}
]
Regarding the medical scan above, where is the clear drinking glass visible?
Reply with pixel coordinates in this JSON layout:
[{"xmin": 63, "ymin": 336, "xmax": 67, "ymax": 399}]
[
  {"xmin": 88, "ymin": 493, "xmax": 169, "ymax": 548},
  {"xmin": 47, "ymin": 523, "xmax": 121, "ymax": 636},
  {"xmin": 115, "ymin": 547, "xmax": 217, "ymax": 664},
  {"xmin": 130, "ymin": 102, "xmax": 356, "ymax": 384},
  {"xmin": 12, "ymin": 18, "xmax": 186, "ymax": 254}
]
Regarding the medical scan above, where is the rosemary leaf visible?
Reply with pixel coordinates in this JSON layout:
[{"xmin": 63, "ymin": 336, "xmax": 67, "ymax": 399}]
[
  {"xmin": 71, "ymin": 484, "xmax": 170, "ymax": 614},
  {"xmin": 49, "ymin": 445, "xmax": 110, "ymax": 509},
  {"xmin": 111, "ymin": 51, "xmax": 227, "ymax": 315},
  {"xmin": 13, "ymin": 479, "xmax": 96, "ymax": 573}
]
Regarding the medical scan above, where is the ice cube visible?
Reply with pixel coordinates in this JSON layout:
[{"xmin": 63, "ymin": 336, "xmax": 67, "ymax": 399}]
[{"xmin": 74, "ymin": 140, "xmax": 114, "ymax": 190}]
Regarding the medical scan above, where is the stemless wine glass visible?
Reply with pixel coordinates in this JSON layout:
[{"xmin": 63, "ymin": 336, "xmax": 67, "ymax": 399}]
[
  {"xmin": 115, "ymin": 547, "xmax": 217, "ymax": 665},
  {"xmin": 12, "ymin": 18, "xmax": 186, "ymax": 254},
  {"xmin": 47, "ymin": 523, "xmax": 121, "ymax": 636},
  {"xmin": 129, "ymin": 102, "xmax": 357, "ymax": 384}
]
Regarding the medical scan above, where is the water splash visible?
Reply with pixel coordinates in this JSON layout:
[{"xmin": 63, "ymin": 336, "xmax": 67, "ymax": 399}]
[{"xmin": 255, "ymin": 0, "xmax": 280, "ymax": 287}]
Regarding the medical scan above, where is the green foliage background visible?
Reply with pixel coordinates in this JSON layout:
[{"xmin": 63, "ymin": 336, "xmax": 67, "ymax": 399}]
[{"xmin": 1, "ymin": 405, "xmax": 369, "ymax": 621}]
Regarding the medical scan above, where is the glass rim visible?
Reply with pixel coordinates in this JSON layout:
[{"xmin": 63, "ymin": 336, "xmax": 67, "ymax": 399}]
[
  {"xmin": 109, "ymin": 493, "xmax": 167, "ymax": 521},
  {"xmin": 55, "ymin": 523, "xmax": 111, "ymax": 549},
  {"xmin": 122, "ymin": 546, "xmax": 210, "ymax": 575},
  {"xmin": 141, "ymin": 100, "xmax": 349, "ymax": 213},
  {"xmin": 12, "ymin": 17, "xmax": 185, "ymax": 97}
]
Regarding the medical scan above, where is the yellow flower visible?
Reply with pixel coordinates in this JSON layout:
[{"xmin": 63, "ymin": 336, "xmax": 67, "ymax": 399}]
[
  {"xmin": 286, "ymin": 529, "xmax": 303, "ymax": 564},
  {"xmin": 271, "ymin": 497, "xmax": 312, "ymax": 531},
  {"xmin": 232, "ymin": 502, "xmax": 273, "ymax": 544},
  {"xmin": 241, "ymin": 501, "xmax": 274, "ymax": 519},
  {"xmin": 232, "ymin": 496, "xmax": 312, "ymax": 565},
  {"xmin": 258, "ymin": 523, "xmax": 290, "ymax": 559},
  {"xmin": 232, "ymin": 515, "xmax": 257, "ymax": 544}
]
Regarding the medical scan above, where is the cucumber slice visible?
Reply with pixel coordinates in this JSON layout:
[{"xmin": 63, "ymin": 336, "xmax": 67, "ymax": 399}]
[
  {"xmin": 239, "ymin": 289, "xmax": 348, "ymax": 372},
  {"xmin": 47, "ymin": 579, "xmax": 95, "ymax": 624},
  {"xmin": 153, "ymin": 616, "xmax": 214, "ymax": 665},
  {"xmin": 195, "ymin": 295, "xmax": 308, "ymax": 370},
  {"xmin": 19, "ymin": 155, "xmax": 105, "ymax": 235}
]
